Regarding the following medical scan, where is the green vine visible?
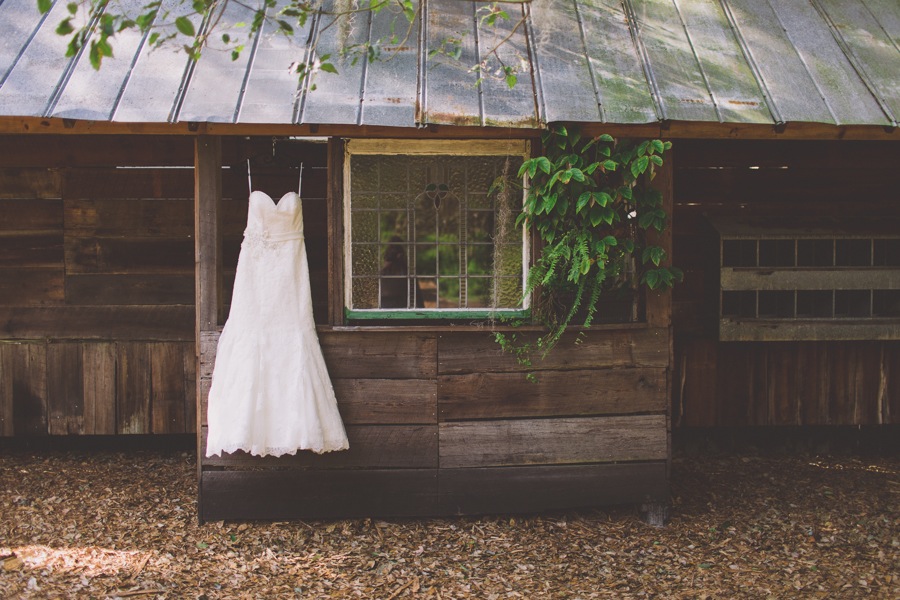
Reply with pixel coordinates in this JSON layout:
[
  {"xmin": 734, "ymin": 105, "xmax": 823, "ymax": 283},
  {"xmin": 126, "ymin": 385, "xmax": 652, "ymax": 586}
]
[{"xmin": 495, "ymin": 125, "xmax": 682, "ymax": 368}]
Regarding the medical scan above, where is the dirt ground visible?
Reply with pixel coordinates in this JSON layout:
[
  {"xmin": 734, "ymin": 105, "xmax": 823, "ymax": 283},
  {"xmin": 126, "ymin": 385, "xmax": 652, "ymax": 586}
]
[{"xmin": 1, "ymin": 444, "xmax": 897, "ymax": 599}]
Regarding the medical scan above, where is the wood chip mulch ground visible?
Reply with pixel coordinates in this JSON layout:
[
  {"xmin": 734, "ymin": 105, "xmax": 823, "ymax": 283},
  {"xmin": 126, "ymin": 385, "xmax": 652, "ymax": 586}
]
[{"xmin": 1, "ymin": 446, "xmax": 897, "ymax": 599}]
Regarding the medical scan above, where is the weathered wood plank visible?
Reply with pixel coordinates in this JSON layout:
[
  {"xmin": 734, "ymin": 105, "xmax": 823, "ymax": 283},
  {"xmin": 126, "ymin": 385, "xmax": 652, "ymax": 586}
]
[
  {"xmin": 0, "ymin": 168, "xmax": 61, "ymax": 198},
  {"xmin": 0, "ymin": 199, "xmax": 62, "ymax": 231},
  {"xmin": 676, "ymin": 140, "xmax": 899, "ymax": 170},
  {"xmin": 767, "ymin": 344, "xmax": 801, "ymax": 426},
  {"xmin": 722, "ymin": 268, "xmax": 900, "ymax": 291},
  {"xmin": 437, "ymin": 328, "xmax": 669, "ymax": 374},
  {"xmin": 65, "ymin": 198, "xmax": 193, "ymax": 237},
  {"xmin": 64, "ymin": 237, "xmax": 193, "ymax": 274},
  {"xmin": 720, "ymin": 319, "xmax": 900, "ymax": 342},
  {"xmin": 439, "ymin": 462, "xmax": 668, "ymax": 515},
  {"xmin": 116, "ymin": 342, "xmax": 151, "ymax": 434},
  {"xmin": 199, "ymin": 374, "xmax": 437, "ymax": 427},
  {"xmin": 47, "ymin": 343, "xmax": 84, "ymax": 435},
  {"xmin": 0, "ymin": 233, "xmax": 63, "ymax": 267},
  {"xmin": 195, "ymin": 137, "xmax": 223, "ymax": 332},
  {"xmin": 203, "ymin": 425, "xmax": 438, "ymax": 469},
  {"xmin": 332, "ymin": 379, "xmax": 437, "ymax": 424},
  {"xmin": 327, "ymin": 138, "xmax": 344, "ymax": 325},
  {"xmin": 201, "ymin": 469, "xmax": 438, "ymax": 521},
  {"xmin": 150, "ymin": 342, "xmax": 187, "ymax": 434},
  {"xmin": 82, "ymin": 342, "xmax": 117, "ymax": 434},
  {"xmin": 0, "ymin": 135, "xmax": 194, "ymax": 168},
  {"xmin": 0, "ymin": 306, "xmax": 193, "ymax": 340},
  {"xmin": 65, "ymin": 168, "xmax": 194, "ymax": 199},
  {"xmin": 321, "ymin": 332, "xmax": 437, "ymax": 379},
  {"xmin": 0, "ymin": 343, "xmax": 48, "ymax": 436},
  {"xmin": 439, "ymin": 368, "xmax": 666, "ymax": 421},
  {"xmin": 66, "ymin": 274, "xmax": 194, "ymax": 306},
  {"xmin": 183, "ymin": 342, "xmax": 197, "ymax": 434},
  {"xmin": 0, "ymin": 268, "xmax": 64, "ymax": 306},
  {"xmin": 884, "ymin": 343, "xmax": 900, "ymax": 425},
  {"xmin": 439, "ymin": 415, "xmax": 667, "ymax": 468}
]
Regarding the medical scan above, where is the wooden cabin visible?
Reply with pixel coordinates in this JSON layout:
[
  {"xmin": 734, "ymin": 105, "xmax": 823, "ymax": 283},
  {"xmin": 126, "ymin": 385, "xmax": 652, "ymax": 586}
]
[{"xmin": 0, "ymin": 0, "xmax": 896, "ymax": 521}]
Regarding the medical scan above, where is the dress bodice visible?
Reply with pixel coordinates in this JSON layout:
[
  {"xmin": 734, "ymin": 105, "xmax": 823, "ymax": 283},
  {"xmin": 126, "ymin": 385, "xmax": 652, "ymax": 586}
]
[{"xmin": 245, "ymin": 191, "xmax": 304, "ymax": 240}]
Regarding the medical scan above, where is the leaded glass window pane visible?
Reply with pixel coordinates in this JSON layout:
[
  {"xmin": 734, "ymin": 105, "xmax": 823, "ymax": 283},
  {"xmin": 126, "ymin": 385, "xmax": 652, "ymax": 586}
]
[{"xmin": 348, "ymin": 151, "xmax": 524, "ymax": 311}]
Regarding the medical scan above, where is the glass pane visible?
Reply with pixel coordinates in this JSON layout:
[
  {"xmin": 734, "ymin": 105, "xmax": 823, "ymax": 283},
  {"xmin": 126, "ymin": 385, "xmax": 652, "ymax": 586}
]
[
  {"xmin": 379, "ymin": 156, "xmax": 409, "ymax": 193},
  {"xmin": 436, "ymin": 195, "xmax": 460, "ymax": 244},
  {"xmin": 381, "ymin": 193, "xmax": 407, "ymax": 209},
  {"xmin": 494, "ymin": 243, "xmax": 522, "ymax": 278},
  {"xmin": 351, "ymin": 211, "xmax": 377, "ymax": 243},
  {"xmin": 438, "ymin": 245, "xmax": 460, "ymax": 276},
  {"xmin": 415, "ymin": 244, "xmax": 437, "ymax": 276},
  {"xmin": 722, "ymin": 240, "xmax": 757, "ymax": 267},
  {"xmin": 380, "ymin": 277, "xmax": 408, "ymax": 309},
  {"xmin": 468, "ymin": 211, "xmax": 495, "ymax": 243},
  {"xmin": 380, "ymin": 211, "xmax": 408, "ymax": 243},
  {"xmin": 834, "ymin": 290, "xmax": 870, "ymax": 317},
  {"xmin": 796, "ymin": 290, "xmax": 832, "ymax": 318},
  {"xmin": 836, "ymin": 239, "xmax": 871, "ymax": 266},
  {"xmin": 874, "ymin": 239, "xmax": 900, "ymax": 266},
  {"xmin": 797, "ymin": 239, "xmax": 833, "ymax": 267},
  {"xmin": 874, "ymin": 290, "xmax": 900, "ymax": 317},
  {"xmin": 467, "ymin": 244, "xmax": 493, "ymax": 275},
  {"xmin": 351, "ymin": 156, "xmax": 378, "ymax": 193},
  {"xmin": 496, "ymin": 277, "xmax": 523, "ymax": 308},
  {"xmin": 351, "ymin": 244, "xmax": 379, "ymax": 277},
  {"xmin": 413, "ymin": 198, "xmax": 437, "ymax": 243},
  {"xmin": 722, "ymin": 291, "xmax": 756, "ymax": 318},
  {"xmin": 758, "ymin": 240, "xmax": 794, "ymax": 267},
  {"xmin": 468, "ymin": 192, "xmax": 492, "ymax": 209},
  {"xmin": 758, "ymin": 290, "xmax": 794, "ymax": 318},
  {"xmin": 416, "ymin": 277, "xmax": 437, "ymax": 308},
  {"xmin": 467, "ymin": 277, "xmax": 491, "ymax": 308},
  {"xmin": 438, "ymin": 278, "xmax": 460, "ymax": 308},
  {"xmin": 354, "ymin": 194, "xmax": 377, "ymax": 209},
  {"xmin": 352, "ymin": 278, "xmax": 379, "ymax": 309},
  {"xmin": 380, "ymin": 242, "xmax": 409, "ymax": 276}
]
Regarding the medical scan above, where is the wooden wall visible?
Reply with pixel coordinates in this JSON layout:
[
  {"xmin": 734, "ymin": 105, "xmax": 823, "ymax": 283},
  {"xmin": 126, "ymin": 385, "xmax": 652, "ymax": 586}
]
[
  {"xmin": 0, "ymin": 135, "xmax": 329, "ymax": 435},
  {"xmin": 673, "ymin": 140, "xmax": 900, "ymax": 427},
  {"xmin": 200, "ymin": 327, "xmax": 670, "ymax": 520}
]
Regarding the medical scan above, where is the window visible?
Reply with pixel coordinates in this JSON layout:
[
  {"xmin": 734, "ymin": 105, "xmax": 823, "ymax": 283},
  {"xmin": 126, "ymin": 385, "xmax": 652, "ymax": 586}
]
[
  {"xmin": 713, "ymin": 217, "xmax": 900, "ymax": 341},
  {"xmin": 344, "ymin": 140, "xmax": 529, "ymax": 318}
]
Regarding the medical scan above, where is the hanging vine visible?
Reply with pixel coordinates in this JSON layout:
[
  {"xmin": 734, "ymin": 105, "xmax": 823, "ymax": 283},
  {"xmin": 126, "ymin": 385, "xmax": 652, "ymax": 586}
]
[{"xmin": 494, "ymin": 125, "xmax": 682, "ymax": 369}]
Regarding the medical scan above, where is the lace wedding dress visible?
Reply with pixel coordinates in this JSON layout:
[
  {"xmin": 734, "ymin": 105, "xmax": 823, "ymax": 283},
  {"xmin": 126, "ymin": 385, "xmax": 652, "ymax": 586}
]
[{"xmin": 205, "ymin": 191, "xmax": 349, "ymax": 457}]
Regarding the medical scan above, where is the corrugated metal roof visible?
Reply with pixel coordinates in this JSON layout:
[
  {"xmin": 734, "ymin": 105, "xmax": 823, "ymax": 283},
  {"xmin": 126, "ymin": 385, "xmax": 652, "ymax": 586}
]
[{"xmin": 0, "ymin": 0, "xmax": 897, "ymax": 128}]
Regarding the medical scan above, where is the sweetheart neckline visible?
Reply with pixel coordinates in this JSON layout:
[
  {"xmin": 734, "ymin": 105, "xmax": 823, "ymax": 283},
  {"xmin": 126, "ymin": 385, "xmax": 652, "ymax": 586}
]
[{"xmin": 250, "ymin": 190, "xmax": 300, "ymax": 207}]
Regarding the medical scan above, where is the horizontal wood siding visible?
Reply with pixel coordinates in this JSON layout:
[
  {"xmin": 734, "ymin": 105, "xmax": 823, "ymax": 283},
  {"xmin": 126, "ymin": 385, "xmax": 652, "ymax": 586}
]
[
  {"xmin": 202, "ymin": 469, "xmax": 439, "ymax": 521},
  {"xmin": 0, "ymin": 136, "xmax": 328, "ymax": 435},
  {"xmin": 674, "ymin": 140, "xmax": 899, "ymax": 426},
  {"xmin": 439, "ymin": 415, "xmax": 668, "ymax": 468},
  {"xmin": 439, "ymin": 463, "xmax": 669, "ymax": 515}
]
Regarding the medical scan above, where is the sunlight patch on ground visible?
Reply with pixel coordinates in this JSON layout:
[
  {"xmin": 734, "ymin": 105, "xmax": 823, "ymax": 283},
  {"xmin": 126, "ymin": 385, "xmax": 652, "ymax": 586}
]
[{"xmin": 1, "ymin": 545, "xmax": 151, "ymax": 578}]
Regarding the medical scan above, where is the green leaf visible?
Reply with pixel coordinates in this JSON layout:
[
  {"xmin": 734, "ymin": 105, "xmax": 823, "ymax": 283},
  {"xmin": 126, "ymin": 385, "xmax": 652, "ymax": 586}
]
[
  {"xmin": 175, "ymin": 16, "xmax": 195, "ymax": 37},
  {"xmin": 543, "ymin": 193, "xmax": 558, "ymax": 214},
  {"xmin": 37, "ymin": 0, "xmax": 52, "ymax": 14},
  {"xmin": 66, "ymin": 2, "xmax": 77, "ymax": 14},
  {"xmin": 96, "ymin": 38, "xmax": 113, "ymax": 57},
  {"xmin": 650, "ymin": 154, "xmax": 663, "ymax": 166},
  {"xmin": 618, "ymin": 185, "xmax": 633, "ymax": 200},
  {"xmin": 651, "ymin": 139, "xmax": 665, "ymax": 153},
  {"xmin": 319, "ymin": 62, "xmax": 338, "ymax": 74},
  {"xmin": 583, "ymin": 162, "xmax": 599, "ymax": 175},
  {"xmin": 56, "ymin": 19, "xmax": 74, "ymax": 35},
  {"xmin": 602, "ymin": 160, "xmax": 617, "ymax": 171},
  {"xmin": 536, "ymin": 157, "xmax": 551, "ymax": 174},
  {"xmin": 597, "ymin": 133, "xmax": 614, "ymax": 142},
  {"xmin": 630, "ymin": 155, "xmax": 649, "ymax": 178},
  {"xmin": 569, "ymin": 168, "xmax": 585, "ymax": 182},
  {"xmin": 556, "ymin": 195, "xmax": 568, "ymax": 215},
  {"xmin": 623, "ymin": 239, "xmax": 635, "ymax": 253},
  {"xmin": 637, "ymin": 140, "xmax": 650, "ymax": 156},
  {"xmin": 589, "ymin": 205, "xmax": 603, "ymax": 227},
  {"xmin": 576, "ymin": 191, "xmax": 591, "ymax": 213},
  {"xmin": 505, "ymin": 73, "xmax": 517, "ymax": 89},
  {"xmin": 148, "ymin": 32, "xmax": 160, "ymax": 46},
  {"xmin": 595, "ymin": 191, "xmax": 612, "ymax": 207},
  {"xmin": 643, "ymin": 270, "xmax": 660, "ymax": 289}
]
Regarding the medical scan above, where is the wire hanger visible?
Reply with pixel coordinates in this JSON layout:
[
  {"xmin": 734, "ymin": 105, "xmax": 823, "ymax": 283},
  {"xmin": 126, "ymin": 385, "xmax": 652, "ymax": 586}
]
[
  {"xmin": 298, "ymin": 162, "xmax": 304, "ymax": 196},
  {"xmin": 246, "ymin": 158, "xmax": 252, "ymax": 195}
]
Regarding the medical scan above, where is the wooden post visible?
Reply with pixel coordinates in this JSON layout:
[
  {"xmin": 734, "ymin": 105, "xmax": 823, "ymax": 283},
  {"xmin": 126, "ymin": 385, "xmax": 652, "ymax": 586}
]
[
  {"xmin": 327, "ymin": 138, "xmax": 345, "ymax": 325},
  {"xmin": 194, "ymin": 135, "xmax": 222, "ymax": 523}
]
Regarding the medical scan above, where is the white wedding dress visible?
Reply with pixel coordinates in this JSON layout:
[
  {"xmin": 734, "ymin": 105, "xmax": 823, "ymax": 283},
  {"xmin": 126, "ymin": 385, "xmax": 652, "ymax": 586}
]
[{"xmin": 205, "ymin": 191, "xmax": 349, "ymax": 457}]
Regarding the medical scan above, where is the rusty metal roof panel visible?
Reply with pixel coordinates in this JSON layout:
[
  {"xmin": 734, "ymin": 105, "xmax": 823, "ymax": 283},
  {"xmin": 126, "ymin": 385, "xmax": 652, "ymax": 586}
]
[
  {"xmin": 527, "ymin": 1, "xmax": 602, "ymax": 124},
  {"xmin": 577, "ymin": 0, "xmax": 658, "ymax": 124},
  {"xmin": 236, "ymin": 6, "xmax": 311, "ymax": 125},
  {"xmin": 626, "ymin": 0, "xmax": 720, "ymax": 122},
  {"xmin": 177, "ymin": 1, "xmax": 259, "ymax": 122},
  {"xmin": 0, "ymin": 0, "xmax": 74, "ymax": 117},
  {"xmin": 299, "ymin": 2, "xmax": 369, "ymax": 126},
  {"xmin": 355, "ymin": 6, "xmax": 418, "ymax": 127},
  {"xmin": 51, "ymin": 0, "xmax": 149, "ymax": 121},
  {"xmin": 420, "ymin": 1, "xmax": 483, "ymax": 126},
  {"xmin": 112, "ymin": 0, "xmax": 198, "ymax": 122},
  {"xmin": 671, "ymin": 0, "xmax": 771, "ymax": 123},
  {"xmin": 0, "ymin": 0, "xmax": 897, "ymax": 130},
  {"xmin": 815, "ymin": 0, "xmax": 899, "ymax": 125},
  {"xmin": 766, "ymin": 0, "xmax": 890, "ymax": 126}
]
